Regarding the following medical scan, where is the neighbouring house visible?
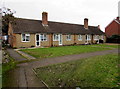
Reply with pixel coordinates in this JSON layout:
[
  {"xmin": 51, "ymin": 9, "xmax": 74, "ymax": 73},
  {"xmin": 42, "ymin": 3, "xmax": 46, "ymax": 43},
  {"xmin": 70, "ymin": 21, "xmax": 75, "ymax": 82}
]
[
  {"xmin": 105, "ymin": 17, "xmax": 120, "ymax": 37},
  {"xmin": 8, "ymin": 12, "xmax": 106, "ymax": 48}
]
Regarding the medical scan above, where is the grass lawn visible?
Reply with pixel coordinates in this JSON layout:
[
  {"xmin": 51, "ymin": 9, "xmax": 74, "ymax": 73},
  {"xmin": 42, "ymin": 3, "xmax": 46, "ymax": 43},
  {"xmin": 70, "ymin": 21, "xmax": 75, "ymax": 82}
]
[
  {"xmin": 93, "ymin": 44, "xmax": 119, "ymax": 48},
  {"xmin": 20, "ymin": 44, "xmax": 115, "ymax": 59},
  {"xmin": 35, "ymin": 53, "xmax": 119, "ymax": 87}
]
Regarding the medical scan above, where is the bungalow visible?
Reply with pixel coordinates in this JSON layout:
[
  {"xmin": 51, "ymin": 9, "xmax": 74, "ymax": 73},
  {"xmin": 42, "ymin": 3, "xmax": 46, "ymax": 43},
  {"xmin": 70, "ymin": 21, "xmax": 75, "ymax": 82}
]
[{"xmin": 8, "ymin": 12, "xmax": 106, "ymax": 48}]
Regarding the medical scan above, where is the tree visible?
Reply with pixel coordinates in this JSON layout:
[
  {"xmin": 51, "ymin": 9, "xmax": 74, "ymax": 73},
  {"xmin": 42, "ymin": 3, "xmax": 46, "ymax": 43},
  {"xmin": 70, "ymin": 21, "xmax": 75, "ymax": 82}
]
[{"xmin": 1, "ymin": 7, "xmax": 16, "ymax": 35}]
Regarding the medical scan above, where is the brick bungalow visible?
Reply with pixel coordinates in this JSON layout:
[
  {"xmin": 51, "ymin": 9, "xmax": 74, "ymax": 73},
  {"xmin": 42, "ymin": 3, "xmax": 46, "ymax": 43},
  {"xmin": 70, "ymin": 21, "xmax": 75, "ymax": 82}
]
[
  {"xmin": 8, "ymin": 12, "xmax": 106, "ymax": 48},
  {"xmin": 105, "ymin": 17, "xmax": 120, "ymax": 37}
]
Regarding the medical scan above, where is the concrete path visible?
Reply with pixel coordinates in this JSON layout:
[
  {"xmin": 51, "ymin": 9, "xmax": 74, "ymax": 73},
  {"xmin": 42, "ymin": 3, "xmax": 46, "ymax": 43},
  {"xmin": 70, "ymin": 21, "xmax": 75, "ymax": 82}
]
[
  {"xmin": 5, "ymin": 48, "xmax": 118, "ymax": 88},
  {"xmin": 6, "ymin": 48, "xmax": 47, "ymax": 88},
  {"xmin": 6, "ymin": 66, "xmax": 46, "ymax": 88},
  {"xmin": 7, "ymin": 48, "xmax": 27, "ymax": 61},
  {"xmin": 28, "ymin": 48, "xmax": 118, "ymax": 68}
]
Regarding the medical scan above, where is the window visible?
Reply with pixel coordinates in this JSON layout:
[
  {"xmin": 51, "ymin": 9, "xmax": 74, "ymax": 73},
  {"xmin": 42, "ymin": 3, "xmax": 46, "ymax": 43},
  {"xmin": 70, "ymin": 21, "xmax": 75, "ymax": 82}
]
[
  {"xmin": 78, "ymin": 35, "xmax": 82, "ymax": 41},
  {"xmin": 94, "ymin": 35, "xmax": 99, "ymax": 40},
  {"xmin": 22, "ymin": 34, "xmax": 30, "ymax": 42},
  {"xmin": 53, "ymin": 34, "xmax": 59, "ymax": 41},
  {"xmin": 41, "ymin": 34, "xmax": 47, "ymax": 41},
  {"xmin": 87, "ymin": 35, "xmax": 91, "ymax": 40},
  {"xmin": 66, "ymin": 34, "xmax": 71, "ymax": 41}
]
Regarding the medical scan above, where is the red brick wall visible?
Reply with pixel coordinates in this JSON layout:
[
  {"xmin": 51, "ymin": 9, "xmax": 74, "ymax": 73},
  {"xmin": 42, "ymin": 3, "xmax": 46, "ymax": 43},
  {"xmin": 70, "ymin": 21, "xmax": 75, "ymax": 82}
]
[{"xmin": 105, "ymin": 20, "xmax": 120, "ymax": 37}]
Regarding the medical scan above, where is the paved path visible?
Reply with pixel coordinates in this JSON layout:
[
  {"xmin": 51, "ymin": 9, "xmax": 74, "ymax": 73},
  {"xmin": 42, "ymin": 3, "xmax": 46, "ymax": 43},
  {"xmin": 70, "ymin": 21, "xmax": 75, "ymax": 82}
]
[
  {"xmin": 6, "ymin": 48, "xmax": 118, "ymax": 87},
  {"xmin": 28, "ymin": 48, "xmax": 118, "ymax": 68},
  {"xmin": 6, "ymin": 49, "xmax": 47, "ymax": 88},
  {"xmin": 6, "ymin": 66, "xmax": 47, "ymax": 87},
  {"xmin": 7, "ymin": 48, "xmax": 27, "ymax": 61}
]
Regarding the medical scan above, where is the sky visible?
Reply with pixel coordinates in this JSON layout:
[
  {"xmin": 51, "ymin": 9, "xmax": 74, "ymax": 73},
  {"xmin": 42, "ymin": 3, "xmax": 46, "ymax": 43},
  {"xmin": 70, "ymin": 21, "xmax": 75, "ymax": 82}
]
[{"xmin": 0, "ymin": 0, "xmax": 119, "ymax": 32}]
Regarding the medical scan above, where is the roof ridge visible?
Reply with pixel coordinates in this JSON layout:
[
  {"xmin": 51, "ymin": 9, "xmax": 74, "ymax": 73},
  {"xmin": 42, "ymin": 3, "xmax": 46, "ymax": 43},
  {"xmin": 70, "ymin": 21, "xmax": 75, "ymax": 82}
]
[
  {"xmin": 14, "ymin": 17, "xmax": 98, "ymax": 28},
  {"xmin": 15, "ymin": 17, "xmax": 41, "ymax": 21}
]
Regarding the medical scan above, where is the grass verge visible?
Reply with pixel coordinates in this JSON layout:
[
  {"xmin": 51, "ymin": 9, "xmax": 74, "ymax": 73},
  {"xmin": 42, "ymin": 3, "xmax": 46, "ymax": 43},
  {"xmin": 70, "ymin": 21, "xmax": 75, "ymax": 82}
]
[
  {"xmin": 35, "ymin": 53, "xmax": 119, "ymax": 87},
  {"xmin": 2, "ymin": 50, "xmax": 16, "ymax": 87},
  {"xmin": 20, "ymin": 45, "xmax": 112, "ymax": 59},
  {"xmin": 93, "ymin": 44, "xmax": 119, "ymax": 48}
]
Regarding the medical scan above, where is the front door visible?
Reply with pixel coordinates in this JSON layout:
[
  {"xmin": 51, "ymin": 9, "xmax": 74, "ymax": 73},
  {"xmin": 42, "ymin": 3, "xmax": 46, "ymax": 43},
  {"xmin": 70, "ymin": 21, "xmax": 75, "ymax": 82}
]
[
  {"xmin": 59, "ymin": 34, "xmax": 62, "ymax": 45},
  {"xmin": 36, "ymin": 34, "xmax": 40, "ymax": 46},
  {"xmin": 85, "ymin": 35, "xmax": 89, "ymax": 44}
]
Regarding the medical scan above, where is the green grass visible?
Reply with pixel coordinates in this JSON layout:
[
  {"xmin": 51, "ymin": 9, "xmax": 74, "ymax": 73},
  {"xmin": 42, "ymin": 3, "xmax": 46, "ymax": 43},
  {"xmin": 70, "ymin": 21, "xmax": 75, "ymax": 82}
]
[
  {"xmin": 0, "ymin": 64, "xmax": 2, "ymax": 88},
  {"xmin": 93, "ymin": 44, "xmax": 119, "ymax": 48},
  {"xmin": 2, "ymin": 57, "xmax": 16, "ymax": 73},
  {"xmin": 20, "ymin": 45, "xmax": 112, "ymax": 59},
  {"xmin": 35, "ymin": 54, "xmax": 119, "ymax": 87},
  {"xmin": 2, "ymin": 51, "xmax": 16, "ymax": 87}
]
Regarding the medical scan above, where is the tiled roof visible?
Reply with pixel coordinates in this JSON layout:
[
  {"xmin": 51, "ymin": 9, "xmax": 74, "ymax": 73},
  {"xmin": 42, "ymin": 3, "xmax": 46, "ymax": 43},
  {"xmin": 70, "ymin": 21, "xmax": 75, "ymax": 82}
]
[{"xmin": 11, "ymin": 18, "xmax": 105, "ymax": 35}]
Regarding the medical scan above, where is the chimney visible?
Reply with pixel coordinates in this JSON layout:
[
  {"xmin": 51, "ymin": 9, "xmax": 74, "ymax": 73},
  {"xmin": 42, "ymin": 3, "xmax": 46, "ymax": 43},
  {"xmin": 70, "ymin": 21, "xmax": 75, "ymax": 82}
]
[
  {"xmin": 42, "ymin": 12, "xmax": 48, "ymax": 26},
  {"xmin": 117, "ymin": 17, "xmax": 120, "ymax": 20},
  {"xmin": 98, "ymin": 25, "xmax": 100, "ymax": 29},
  {"xmin": 84, "ymin": 18, "xmax": 88, "ymax": 29}
]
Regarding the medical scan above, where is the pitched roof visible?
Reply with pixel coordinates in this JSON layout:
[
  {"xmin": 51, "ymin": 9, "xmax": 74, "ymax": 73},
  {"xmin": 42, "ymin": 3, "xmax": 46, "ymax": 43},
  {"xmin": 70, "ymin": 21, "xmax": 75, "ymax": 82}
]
[
  {"xmin": 11, "ymin": 18, "xmax": 104, "ymax": 35},
  {"xmin": 114, "ymin": 19, "xmax": 120, "ymax": 24},
  {"xmin": 105, "ymin": 17, "xmax": 120, "ymax": 28}
]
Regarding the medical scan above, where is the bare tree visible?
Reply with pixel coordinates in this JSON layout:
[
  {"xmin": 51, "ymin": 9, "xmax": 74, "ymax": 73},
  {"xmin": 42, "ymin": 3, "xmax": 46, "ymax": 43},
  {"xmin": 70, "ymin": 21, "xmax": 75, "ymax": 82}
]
[{"xmin": 1, "ymin": 7, "xmax": 16, "ymax": 35}]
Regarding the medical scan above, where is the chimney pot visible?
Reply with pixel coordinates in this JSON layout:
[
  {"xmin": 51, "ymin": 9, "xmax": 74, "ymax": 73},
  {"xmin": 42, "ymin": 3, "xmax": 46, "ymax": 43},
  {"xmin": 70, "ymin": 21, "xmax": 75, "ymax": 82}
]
[
  {"xmin": 98, "ymin": 25, "xmax": 100, "ymax": 29},
  {"xmin": 84, "ymin": 18, "xmax": 88, "ymax": 29},
  {"xmin": 42, "ymin": 12, "xmax": 48, "ymax": 26},
  {"xmin": 116, "ymin": 16, "xmax": 120, "ymax": 20}
]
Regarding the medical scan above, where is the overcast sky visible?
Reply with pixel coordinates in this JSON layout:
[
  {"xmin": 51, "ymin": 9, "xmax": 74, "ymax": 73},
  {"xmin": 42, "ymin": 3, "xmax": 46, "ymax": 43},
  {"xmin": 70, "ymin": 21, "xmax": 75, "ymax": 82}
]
[{"xmin": 0, "ymin": 0, "xmax": 119, "ymax": 32}]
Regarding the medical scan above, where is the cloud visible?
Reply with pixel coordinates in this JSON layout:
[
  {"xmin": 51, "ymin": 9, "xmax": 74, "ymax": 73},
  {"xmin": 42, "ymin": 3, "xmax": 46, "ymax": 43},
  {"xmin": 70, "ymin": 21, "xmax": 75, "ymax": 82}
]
[{"xmin": 1, "ymin": 0, "xmax": 120, "ymax": 31}]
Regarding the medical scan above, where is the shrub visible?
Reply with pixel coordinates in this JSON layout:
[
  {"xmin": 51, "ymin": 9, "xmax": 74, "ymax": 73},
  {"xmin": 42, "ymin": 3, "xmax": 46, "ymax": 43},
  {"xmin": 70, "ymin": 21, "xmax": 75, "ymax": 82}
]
[{"xmin": 106, "ymin": 35, "xmax": 120, "ymax": 43}]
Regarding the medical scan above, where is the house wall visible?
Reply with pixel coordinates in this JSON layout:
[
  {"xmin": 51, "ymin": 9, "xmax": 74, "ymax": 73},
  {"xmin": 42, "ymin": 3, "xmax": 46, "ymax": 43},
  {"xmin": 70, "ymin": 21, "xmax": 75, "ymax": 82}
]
[
  {"xmin": 75, "ymin": 35, "xmax": 86, "ymax": 44},
  {"xmin": 51, "ymin": 34, "xmax": 93, "ymax": 46},
  {"xmin": 15, "ymin": 34, "xmax": 51, "ymax": 48},
  {"xmin": 93, "ymin": 35, "xmax": 99, "ymax": 44},
  {"xmin": 8, "ymin": 23, "xmax": 17, "ymax": 47},
  {"xmin": 93, "ymin": 35, "xmax": 106, "ymax": 43},
  {"xmin": 86, "ymin": 35, "xmax": 92, "ymax": 44},
  {"xmin": 15, "ymin": 34, "xmax": 35, "ymax": 48},
  {"xmin": 40, "ymin": 34, "xmax": 51, "ymax": 47},
  {"xmin": 103, "ymin": 35, "xmax": 106, "ymax": 43},
  {"xmin": 53, "ymin": 41, "xmax": 59, "ymax": 46},
  {"xmin": 62, "ymin": 35, "xmax": 74, "ymax": 45},
  {"xmin": 9, "ymin": 32, "xmax": 106, "ymax": 48},
  {"xmin": 105, "ymin": 21, "xmax": 119, "ymax": 37}
]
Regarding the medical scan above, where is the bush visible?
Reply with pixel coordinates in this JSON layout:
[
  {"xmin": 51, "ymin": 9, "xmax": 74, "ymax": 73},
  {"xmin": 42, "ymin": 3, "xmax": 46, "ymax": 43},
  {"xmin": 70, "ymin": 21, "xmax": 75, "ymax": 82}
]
[
  {"xmin": 99, "ymin": 39, "xmax": 103, "ymax": 43},
  {"xmin": 106, "ymin": 35, "xmax": 120, "ymax": 43}
]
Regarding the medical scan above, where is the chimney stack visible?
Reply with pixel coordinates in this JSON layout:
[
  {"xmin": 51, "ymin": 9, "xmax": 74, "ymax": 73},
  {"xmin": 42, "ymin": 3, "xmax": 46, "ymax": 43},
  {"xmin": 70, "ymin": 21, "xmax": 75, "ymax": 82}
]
[
  {"xmin": 98, "ymin": 25, "xmax": 100, "ymax": 29},
  {"xmin": 117, "ymin": 17, "xmax": 120, "ymax": 20},
  {"xmin": 84, "ymin": 18, "xmax": 88, "ymax": 29},
  {"xmin": 42, "ymin": 12, "xmax": 48, "ymax": 26}
]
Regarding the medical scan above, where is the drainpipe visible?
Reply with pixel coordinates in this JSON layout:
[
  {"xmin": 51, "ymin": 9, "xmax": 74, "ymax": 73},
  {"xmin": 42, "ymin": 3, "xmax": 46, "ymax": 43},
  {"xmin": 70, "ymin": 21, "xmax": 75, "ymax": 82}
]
[
  {"xmin": 74, "ymin": 34, "xmax": 76, "ymax": 45},
  {"xmin": 50, "ymin": 33, "xmax": 53, "ymax": 47},
  {"xmin": 91, "ymin": 34, "xmax": 94, "ymax": 44},
  {"xmin": 97, "ymin": 35, "xmax": 99, "ymax": 44}
]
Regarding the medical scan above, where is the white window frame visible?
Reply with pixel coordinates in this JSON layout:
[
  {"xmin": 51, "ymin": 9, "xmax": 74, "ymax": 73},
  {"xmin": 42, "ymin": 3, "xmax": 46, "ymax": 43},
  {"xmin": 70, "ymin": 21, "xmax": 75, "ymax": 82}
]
[
  {"xmin": 66, "ymin": 34, "xmax": 71, "ymax": 41},
  {"xmin": 94, "ymin": 35, "xmax": 99, "ymax": 40},
  {"xmin": 78, "ymin": 35, "xmax": 82, "ymax": 41},
  {"xmin": 40, "ymin": 34, "xmax": 47, "ymax": 41},
  {"xmin": 87, "ymin": 35, "xmax": 91, "ymax": 40},
  {"xmin": 53, "ymin": 34, "xmax": 59, "ymax": 41},
  {"xmin": 21, "ymin": 33, "xmax": 30, "ymax": 42}
]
